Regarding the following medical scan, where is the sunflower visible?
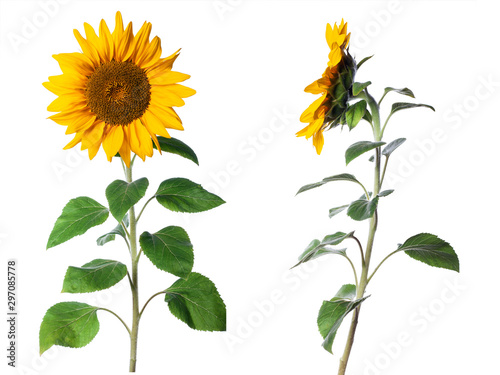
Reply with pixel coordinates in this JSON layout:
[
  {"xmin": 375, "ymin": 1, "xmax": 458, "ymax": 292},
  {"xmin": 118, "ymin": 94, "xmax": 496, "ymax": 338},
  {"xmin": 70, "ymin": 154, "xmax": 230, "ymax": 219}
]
[
  {"xmin": 44, "ymin": 11, "xmax": 195, "ymax": 167},
  {"xmin": 297, "ymin": 20, "xmax": 355, "ymax": 154}
]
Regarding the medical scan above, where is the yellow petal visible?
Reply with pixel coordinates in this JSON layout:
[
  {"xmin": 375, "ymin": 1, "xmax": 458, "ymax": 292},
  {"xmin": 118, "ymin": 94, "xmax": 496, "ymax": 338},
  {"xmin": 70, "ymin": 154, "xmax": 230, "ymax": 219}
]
[
  {"xmin": 328, "ymin": 44, "xmax": 342, "ymax": 67},
  {"xmin": 304, "ymin": 80, "xmax": 325, "ymax": 95},
  {"xmin": 161, "ymin": 84, "xmax": 196, "ymax": 98},
  {"xmin": 81, "ymin": 120, "xmax": 105, "ymax": 149},
  {"xmin": 63, "ymin": 132, "xmax": 83, "ymax": 150},
  {"xmin": 112, "ymin": 11, "xmax": 124, "ymax": 42},
  {"xmin": 150, "ymin": 70, "xmax": 190, "ymax": 85},
  {"xmin": 147, "ymin": 48, "xmax": 181, "ymax": 79},
  {"xmin": 48, "ymin": 108, "xmax": 90, "ymax": 125},
  {"xmin": 99, "ymin": 19, "xmax": 114, "ymax": 62},
  {"xmin": 131, "ymin": 21, "xmax": 152, "ymax": 64},
  {"xmin": 119, "ymin": 126, "xmax": 132, "ymax": 167},
  {"xmin": 102, "ymin": 125, "xmax": 124, "ymax": 161},
  {"xmin": 300, "ymin": 94, "xmax": 326, "ymax": 123},
  {"xmin": 73, "ymin": 29, "xmax": 100, "ymax": 67},
  {"xmin": 120, "ymin": 22, "xmax": 136, "ymax": 61},
  {"xmin": 148, "ymin": 105, "xmax": 183, "ymax": 130},
  {"xmin": 313, "ymin": 130, "xmax": 325, "ymax": 154},
  {"xmin": 52, "ymin": 53, "xmax": 94, "ymax": 76},
  {"xmin": 66, "ymin": 115, "xmax": 96, "ymax": 134},
  {"xmin": 151, "ymin": 88, "xmax": 185, "ymax": 107},
  {"xmin": 136, "ymin": 36, "xmax": 162, "ymax": 69},
  {"xmin": 47, "ymin": 92, "xmax": 87, "ymax": 112}
]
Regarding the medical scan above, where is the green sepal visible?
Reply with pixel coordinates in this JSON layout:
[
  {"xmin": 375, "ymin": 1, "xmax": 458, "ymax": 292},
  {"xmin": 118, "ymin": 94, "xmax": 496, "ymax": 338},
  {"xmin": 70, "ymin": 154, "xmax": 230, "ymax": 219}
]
[{"xmin": 346, "ymin": 100, "xmax": 367, "ymax": 130}]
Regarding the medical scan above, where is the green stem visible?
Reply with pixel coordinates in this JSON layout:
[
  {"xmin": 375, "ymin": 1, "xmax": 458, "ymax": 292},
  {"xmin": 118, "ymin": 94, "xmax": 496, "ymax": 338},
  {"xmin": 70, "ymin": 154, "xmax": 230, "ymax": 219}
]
[
  {"xmin": 99, "ymin": 307, "xmax": 131, "ymax": 336},
  {"xmin": 125, "ymin": 164, "xmax": 140, "ymax": 373},
  {"xmin": 337, "ymin": 91, "xmax": 382, "ymax": 375},
  {"xmin": 139, "ymin": 291, "xmax": 166, "ymax": 319},
  {"xmin": 343, "ymin": 255, "xmax": 359, "ymax": 289},
  {"xmin": 367, "ymin": 249, "xmax": 401, "ymax": 285},
  {"xmin": 136, "ymin": 196, "xmax": 155, "ymax": 223}
]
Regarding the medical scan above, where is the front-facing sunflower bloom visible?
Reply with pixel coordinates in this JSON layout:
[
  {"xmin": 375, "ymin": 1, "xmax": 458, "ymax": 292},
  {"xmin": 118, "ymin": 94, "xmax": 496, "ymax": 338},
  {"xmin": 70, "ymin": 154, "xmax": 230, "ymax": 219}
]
[
  {"xmin": 297, "ymin": 20, "xmax": 356, "ymax": 154},
  {"xmin": 44, "ymin": 11, "xmax": 195, "ymax": 167}
]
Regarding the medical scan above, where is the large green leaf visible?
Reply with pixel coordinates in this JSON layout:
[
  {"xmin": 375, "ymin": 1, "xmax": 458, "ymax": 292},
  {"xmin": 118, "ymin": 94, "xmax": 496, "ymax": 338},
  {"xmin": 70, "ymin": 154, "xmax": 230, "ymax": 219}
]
[
  {"xmin": 154, "ymin": 136, "xmax": 199, "ymax": 165},
  {"xmin": 164, "ymin": 272, "xmax": 226, "ymax": 331},
  {"xmin": 347, "ymin": 197, "xmax": 379, "ymax": 221},
  {"xmin": 96, "ymin": 215, "xmax": 129, "ymax": 246},
  {"xmin": 352, "ymin": 82, "xmax": 371, "ymax": 96},
  {"xmin": 382, "ymin": 138, "xmax": 406, "ymax": 157},
  {"xmin": 345, "ymin": 100, "xmax": 367, "ymax": 130},
  {"xmin": 105, "ymin": 178, "xmax": 149, "ymax": 222},
  {"xmin": 317, "ymin": 284, "xmax": 369, "ymax": 354},
  {"xmin": 47, "ymin": 197, "xmax": 109, "ymax": 249},
  {"xmin": 399, "ymin": 233, "xmax": 459, "ymax": 272},
  {"xmin": 390, "ymin": 102, "xmax": 435, "ymax": 117},
  {"xmin": 345, "ymin": 141, "xmax": 385, "ymax": 165},
  {"xmin": 140, "ymin": 226, "xmax": 194, "ymax": 279},
  {"xmin": 39, "ymin": 302, "xmax": 99, "ymax": 355},
  {"xmin": 155, "ymin": 178, "xmax": 225, "ymax": 213},
  {"xmin": 62, "ymin": 259, "xmax": 128, "ymax": 293},
  {"xmin": 297, "ymin": 173, "xmax": 365, "ymax": 195}
]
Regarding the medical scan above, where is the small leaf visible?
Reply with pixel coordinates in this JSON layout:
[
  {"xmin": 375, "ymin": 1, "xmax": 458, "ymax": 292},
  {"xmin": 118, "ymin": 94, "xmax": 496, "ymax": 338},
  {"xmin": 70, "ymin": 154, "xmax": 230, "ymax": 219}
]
[
  {"xmin": 329, "ymin": 205, "xmax": 349, "ymax": 218},
  {"xmin": 154, "ymin": 136, "xmax": 199, "ymax": 165},
  {"xmin": 105, "ymin": 178, "xmax": 149, "ymax": 222},
  {"xmin": 155, "ymin": 178, "xmax": 225, "ymax": 213},
  {"xmin": 165, "ymin": 272, "xmax": 226, "ymax": 331},
  {"xmin": 297, "ymin": 173, "xmax": 365, "ymax": 195},
  {"xmin": 399, "ymin": 233, "xmax": 459, "ymax": 272},
  {"xmin": 390, "ymin": 102, "xmax": 435, "ymax": 117},
  {"xmin": 47, "ymin": 197, "xmax": 109, "ymax": 249},
  {"xmin": 378, "ymin": 189, "xmax": 394, "ymax": 197},
  {"xmin": 317, "ymin": 284, "xmax": 369, "ymax": 354},
  {"xmin": 383, "ymin": 87, "xmax": 415, "ymax": 100},
  {"xmin": 363, "ymin": 110, "xmax": 373, "ymax": 124},
  {"xmin": 293, "ymin": 232, "xmax": 353, "ymax": 268},
  {"xmin": 140, "ymin": 226, "xmax": 194, "ymax": 279},
  {"xmin": 62, "ymin": 259, "xmax": 127, "ymax": 293},
  {"xmin": 347, "ymin": 197, "xmax": 379, "ymax": 221},
  {"xmin": 96, "ymin": 215, "xmax": 129, "ymax": 246},
  {"xmin": 345, "ymin": 141, "xmax": 385, "ymax": 165},
  {"xmin": 345, "ymin": 100, "xmax": 367, "ymax": 130},
  {"xmin": 382, "ymin": 138, "xmax": 406, "ymax": 157},
  {"xmin": 352, "ymin": 82, "xmax": 371, "ymax": 96},
  {"xmin": 39, "ymin": 302, "xmax": 99, "ymax": 355},
  {"xmin": 356, "ymin": 55, "xmax": 373, "ymax": 69}
]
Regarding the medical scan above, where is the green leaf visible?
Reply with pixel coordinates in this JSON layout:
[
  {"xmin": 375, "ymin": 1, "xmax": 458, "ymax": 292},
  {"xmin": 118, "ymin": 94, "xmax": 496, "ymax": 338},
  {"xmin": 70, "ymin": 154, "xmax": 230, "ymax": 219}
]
[
  {"xmin": 96, "ymin": 215, "xmax": 129, "ymax": 246},
  {"xmin": 382, "ymin": 138, "xmax": 406, "ymax": 157},
  {"xmin": 105, "ymin": 178, "xmax": 149, "ymax": 222},
  {"xmin": 345, "ymin": 100, "xmax": 367, "ymax": 130},
  {"xmin": 352, "ymin": 82, "xmax": 371, "ymax": 96},
  {"xmin": 164, "ymin": 272, "xmax": 226, "ymax": 331},
  {"xmin": 140, "ymin": 226, "xmax": 194, "ymax": 279},
  {"xmin": 390, "ymin": 102, "xmax": 435, "ymax": 117},
  {"xmin": 378, "ymin": 189, "xmax": 394, "ymax": 197},
  {"xmin": 399, "ymin": 233, "xmax": 459, "ymax": 272},
  {"xmin": 293, "ymin": 232, "xmax": 353, "ymax": 268},
  {"xmin": 47, "ymin": 197, "xmax": 109, "ymax": 249},
  {"xmin": 297, "ymin": 173, "xmax": 365, "ymax": 195},
  {"xmin": 347, "ymin": 197, "xmax": 379, "ymax": 221},
  {"xmin": 345, "ymin": 141, "xmax": 385, "ymax": 165},
  {"xmin": 39, "ymin": 302, "xmax": 99, "ymax": 355},
  {"xmin": 317, "ymin": 284, "xmax": 369, "ymax": 354},
  {"xmin": 62, "ymin": 259, "xmax": 127, "ymax": 293},
  {"xmin": 329, "ymin": 205, "xmax": 349, "ymax": 218},
  {"xmin": 155, "ymin": 178, "xmax": 225, "ymax": 213},
  {"xmin": 383, "ymin": 87, "xmax": 415, "ymax": 100},
  {"xmin": 363, "ymin": 110, "xmax": 373, "ymax": 124},
  {"xmin": 154, "ymin": 136, "xmax": 199, "ymax": 165},
  {"xmin": 356, "ymin": 55, "xmax": 373, "ymax": 69}
]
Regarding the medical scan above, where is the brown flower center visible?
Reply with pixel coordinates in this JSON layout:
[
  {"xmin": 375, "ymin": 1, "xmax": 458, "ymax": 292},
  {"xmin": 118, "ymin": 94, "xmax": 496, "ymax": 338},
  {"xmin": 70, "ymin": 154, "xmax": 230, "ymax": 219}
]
[{"xmin": 85, "ymin": 61, "xmax": 151, "ymax": 126}]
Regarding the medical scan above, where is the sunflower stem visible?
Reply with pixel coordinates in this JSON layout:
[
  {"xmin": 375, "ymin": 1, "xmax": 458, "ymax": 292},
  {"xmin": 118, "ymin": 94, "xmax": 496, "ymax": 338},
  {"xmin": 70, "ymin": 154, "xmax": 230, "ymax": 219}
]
[
  {"xmin": 337, "ymin": 90, "xmax": 382, "ymax": 375},
  {"xmin": 125, "ymin": 164, "xmax": 140, "ymax": 372}
]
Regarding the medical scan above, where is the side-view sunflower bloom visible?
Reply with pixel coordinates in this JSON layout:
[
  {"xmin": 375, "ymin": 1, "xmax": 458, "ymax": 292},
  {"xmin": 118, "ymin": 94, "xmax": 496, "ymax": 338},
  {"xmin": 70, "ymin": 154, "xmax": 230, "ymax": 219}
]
[
  {"xmin": 44, "ymin": 11, "xmax": 195, "ymax": 167},
  {"xmin": 297, "ymin": 20, "xmax": 356, "ymax": 154}
]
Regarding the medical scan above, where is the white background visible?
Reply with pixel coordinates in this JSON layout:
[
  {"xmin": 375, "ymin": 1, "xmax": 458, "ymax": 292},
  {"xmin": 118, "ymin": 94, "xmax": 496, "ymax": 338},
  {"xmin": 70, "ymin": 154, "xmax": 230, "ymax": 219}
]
[{"xmin": 1, "ymin": 0, "xmax": 499, "ymax": 374}]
